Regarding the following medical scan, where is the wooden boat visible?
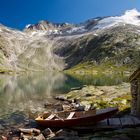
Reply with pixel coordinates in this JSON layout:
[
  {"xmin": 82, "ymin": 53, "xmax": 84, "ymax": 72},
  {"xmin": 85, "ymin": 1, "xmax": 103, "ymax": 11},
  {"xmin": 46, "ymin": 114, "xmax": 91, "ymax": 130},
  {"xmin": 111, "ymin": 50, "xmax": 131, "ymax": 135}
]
[{"xmin": 35, "ymin": 107, "xmax": 118, "ymax": 127}]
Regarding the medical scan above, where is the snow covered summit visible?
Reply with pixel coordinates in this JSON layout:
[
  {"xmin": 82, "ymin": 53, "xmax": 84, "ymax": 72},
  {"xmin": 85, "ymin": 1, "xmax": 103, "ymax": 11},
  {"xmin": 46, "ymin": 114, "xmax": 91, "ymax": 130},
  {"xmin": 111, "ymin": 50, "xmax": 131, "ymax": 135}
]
[
  {"xmin": 23, "ymin": 9, "xmax": 140, "ymax": 36},
  {"xmin": 94, "ymin": 9, "xmax": 140, "ymax": 29}
]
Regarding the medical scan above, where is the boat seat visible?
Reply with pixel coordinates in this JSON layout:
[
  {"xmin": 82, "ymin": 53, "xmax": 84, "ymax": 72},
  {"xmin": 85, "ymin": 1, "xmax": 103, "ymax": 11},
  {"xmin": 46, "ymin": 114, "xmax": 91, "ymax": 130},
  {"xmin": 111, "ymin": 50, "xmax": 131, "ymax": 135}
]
[
  {"xmin": 67, "ymin": 112, "xmax": 75, "ymax": 119},
  {"xmin": 45, "ymin": 114, "xmax": 55, "ymax": 120}
]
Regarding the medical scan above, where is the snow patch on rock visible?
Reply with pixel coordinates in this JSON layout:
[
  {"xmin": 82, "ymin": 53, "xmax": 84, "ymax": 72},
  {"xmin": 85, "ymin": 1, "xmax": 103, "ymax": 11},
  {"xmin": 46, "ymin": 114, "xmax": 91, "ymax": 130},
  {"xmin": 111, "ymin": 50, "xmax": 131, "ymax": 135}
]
[{"xmin": 94, "ymin": 9, "xmax": 140, "ymax": 29}]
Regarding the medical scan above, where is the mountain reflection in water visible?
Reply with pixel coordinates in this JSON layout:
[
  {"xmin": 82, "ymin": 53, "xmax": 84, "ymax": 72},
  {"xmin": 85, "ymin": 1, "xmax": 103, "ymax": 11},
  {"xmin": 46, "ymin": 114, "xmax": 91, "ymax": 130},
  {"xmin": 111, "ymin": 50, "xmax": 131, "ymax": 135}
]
[{"xmin": 0, "ymin": 72, "xmax": 67, "ymax": 116}]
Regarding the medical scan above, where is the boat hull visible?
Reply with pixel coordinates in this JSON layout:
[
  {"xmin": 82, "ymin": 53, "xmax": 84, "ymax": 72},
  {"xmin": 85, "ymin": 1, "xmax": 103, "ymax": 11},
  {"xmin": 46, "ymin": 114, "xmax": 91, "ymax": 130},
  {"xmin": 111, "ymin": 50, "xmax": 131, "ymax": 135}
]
[{"xmin": 35, "ymin": 107, "xmax": 118, "ymax": 127}]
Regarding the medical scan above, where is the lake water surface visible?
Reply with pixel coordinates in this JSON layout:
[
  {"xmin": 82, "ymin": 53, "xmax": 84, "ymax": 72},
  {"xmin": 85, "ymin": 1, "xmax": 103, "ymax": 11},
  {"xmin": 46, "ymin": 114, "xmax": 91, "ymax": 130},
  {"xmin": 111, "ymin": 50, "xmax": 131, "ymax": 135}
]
[{"xmin": 0, "ymin": 71, "xmax": 128, "ymax": 131}]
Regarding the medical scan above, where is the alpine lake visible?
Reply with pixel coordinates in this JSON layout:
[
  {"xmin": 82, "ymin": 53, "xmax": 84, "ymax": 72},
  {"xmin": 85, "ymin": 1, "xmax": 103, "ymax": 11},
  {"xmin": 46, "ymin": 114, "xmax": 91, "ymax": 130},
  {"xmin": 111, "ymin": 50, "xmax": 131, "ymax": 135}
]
[{"xmin": 0, "ymin": 71, "xmax": 129, "ymax": 133}]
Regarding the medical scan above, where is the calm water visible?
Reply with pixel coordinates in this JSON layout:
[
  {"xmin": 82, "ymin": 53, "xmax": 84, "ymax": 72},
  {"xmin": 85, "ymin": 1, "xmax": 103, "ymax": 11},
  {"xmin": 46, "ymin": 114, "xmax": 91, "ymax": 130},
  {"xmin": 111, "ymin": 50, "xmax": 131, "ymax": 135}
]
[{"xmin": 0, "ymin": 72, "xmax": 128, "ymax": 131}]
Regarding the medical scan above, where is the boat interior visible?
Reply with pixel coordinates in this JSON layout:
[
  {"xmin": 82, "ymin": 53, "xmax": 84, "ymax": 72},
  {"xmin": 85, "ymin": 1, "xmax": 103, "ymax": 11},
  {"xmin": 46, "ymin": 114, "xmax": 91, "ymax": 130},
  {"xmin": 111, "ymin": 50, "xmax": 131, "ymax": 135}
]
[{"xmin": 37, "ymin": 109, "xmax": 97, "ymax": 120}]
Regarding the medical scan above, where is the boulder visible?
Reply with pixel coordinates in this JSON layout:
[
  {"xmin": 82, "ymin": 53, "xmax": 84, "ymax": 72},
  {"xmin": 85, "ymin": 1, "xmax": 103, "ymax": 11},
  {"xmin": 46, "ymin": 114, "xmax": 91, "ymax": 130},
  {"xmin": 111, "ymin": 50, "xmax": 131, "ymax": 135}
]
[
  {"xmin": 55, "ymin": 96, "xmax": 67, "ymax": 101},
  {"xmin": 34, "ymin": 134, "xmax": 46, "ymax": 140},
  {"xmin": 55, "ymin": 129, "xmax": 78, "ymax": 137},
  {"xmin": 43, "ymin": 128, "xmax": 55, "ymax": 138},
  {"xmin": 74, "ymin": 104, "xmax": 85, "ymax": 111},
  {"xmin": 9, "ymin": 128, "xmax": 21, "ymax": 136},
  {"xmin": 0, "ymin": 136, "xmax": 7, "ymax": 140},
  {"xmin": 11, "ymin": 137, "xmax": 19, "ymax": 140},
  {"xmin": 20, "ymin": 133, "xmax": 45, "ymax": 140},
  {"xmin": 120, "ymin": 99, "xmax": 127, "ymax": 105},
  {"xmin": 62, "ymin": 104, "xmax": 72, "ymax": 111}
]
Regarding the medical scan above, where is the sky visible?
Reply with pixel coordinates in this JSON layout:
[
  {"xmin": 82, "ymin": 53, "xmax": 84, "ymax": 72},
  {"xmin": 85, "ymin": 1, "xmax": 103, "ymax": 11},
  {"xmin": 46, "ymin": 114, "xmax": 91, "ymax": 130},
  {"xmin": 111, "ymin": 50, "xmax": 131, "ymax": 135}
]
[{"xmin": 0, "ymin": 0, "xmax": 140, "ymax": 30}]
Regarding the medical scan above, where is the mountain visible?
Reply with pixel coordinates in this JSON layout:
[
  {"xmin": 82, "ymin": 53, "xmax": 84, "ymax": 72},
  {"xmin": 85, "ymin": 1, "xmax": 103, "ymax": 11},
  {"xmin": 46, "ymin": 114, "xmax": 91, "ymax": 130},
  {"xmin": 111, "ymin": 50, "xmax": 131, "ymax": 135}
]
[{"xmin": 0, "ymin": 9, "xmax": 140, "ymax": 73}]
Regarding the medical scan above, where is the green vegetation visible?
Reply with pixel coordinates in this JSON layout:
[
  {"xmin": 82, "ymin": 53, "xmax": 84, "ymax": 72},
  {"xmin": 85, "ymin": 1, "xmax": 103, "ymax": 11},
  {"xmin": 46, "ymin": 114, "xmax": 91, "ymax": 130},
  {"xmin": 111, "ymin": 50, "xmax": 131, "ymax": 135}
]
[
  {"xmin": 62, "ymin": 26, "xmax": 140, "ymax": 73},
  {"xmin": 62, "ymin": 82, "xmax": 131, "ymax": 111},
  {"xmin": 65, "ymin": 61, "xmax": 129, "ymax": 76}
]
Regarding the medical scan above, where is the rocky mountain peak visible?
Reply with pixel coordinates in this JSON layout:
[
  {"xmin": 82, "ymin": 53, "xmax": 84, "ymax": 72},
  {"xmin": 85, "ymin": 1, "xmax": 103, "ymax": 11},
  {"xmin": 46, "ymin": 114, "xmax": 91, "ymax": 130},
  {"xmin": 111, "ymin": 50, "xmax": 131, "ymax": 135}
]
[
  {"xmin": 24, "ymin": 20, "xmax": 56, "ymax": 32},
  {"xmin": 0, "ymin": 9, "xmax": 140, "ymax": 72},
  {"xmin": 24, "ymin": 20, "xmax": 74, "ymax": 33}
]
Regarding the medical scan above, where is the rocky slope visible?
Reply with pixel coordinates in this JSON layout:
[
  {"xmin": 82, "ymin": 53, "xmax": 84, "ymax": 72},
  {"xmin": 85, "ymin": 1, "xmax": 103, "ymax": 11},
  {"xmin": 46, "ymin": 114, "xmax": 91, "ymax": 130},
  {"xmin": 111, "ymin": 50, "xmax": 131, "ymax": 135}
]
[{"xmin": 0, "ymin": 9, "xmax": 140, "ymax": 72}]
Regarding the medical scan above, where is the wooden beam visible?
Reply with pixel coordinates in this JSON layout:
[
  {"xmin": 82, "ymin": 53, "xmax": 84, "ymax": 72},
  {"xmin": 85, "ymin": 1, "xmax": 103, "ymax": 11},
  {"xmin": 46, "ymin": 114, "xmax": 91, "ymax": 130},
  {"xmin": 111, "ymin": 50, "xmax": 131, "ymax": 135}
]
[
  {"xmin": 129, "ymin": 67, "xmax": 140, "ymax": 82},
  {"xmin": 120, "ymin": 118, "xmax": 134, "ymax": 127},
  {"xmin": 136, "ymin": 79, "xmax": 140, "ymax": 117},
  {"xmin": 97, "ymin": 119, "xmax": 108, "ymax": 127},
  {"xmin": 108, "ymin": 118, "xmax": 122, "ymax": 127},
  {"xmin": 131, "ymin": 117, "xmax": 140, "ymax": 126}
]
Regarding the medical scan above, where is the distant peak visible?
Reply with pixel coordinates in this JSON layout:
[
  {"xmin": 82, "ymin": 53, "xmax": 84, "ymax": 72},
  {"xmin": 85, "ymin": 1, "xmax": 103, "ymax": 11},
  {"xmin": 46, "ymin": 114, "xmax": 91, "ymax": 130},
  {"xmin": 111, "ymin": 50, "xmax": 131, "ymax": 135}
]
[
  {"xmin": 39, "ymin": 20, "xmax": 50, "ymax": 24},
  {"xmin": 124, "ymin": 9, "xmax": 140, "ymax": 17},
  {"xmin": 120, "ymin": 9, "xmax": 140, "ymax": 26},
  {"xmin": 93, "ymin": 9, "xmax": 140, "ymax": 29},
  {"xmin": 25, "ymin": 24, "xmax": 31, "ymax": 28}
]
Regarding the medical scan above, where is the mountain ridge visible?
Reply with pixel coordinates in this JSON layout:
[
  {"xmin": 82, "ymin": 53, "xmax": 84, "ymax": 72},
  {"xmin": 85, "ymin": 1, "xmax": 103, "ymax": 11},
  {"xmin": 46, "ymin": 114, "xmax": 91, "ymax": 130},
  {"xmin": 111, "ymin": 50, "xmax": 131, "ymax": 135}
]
[
  {"xmin": 0, "ymin": 9, "xmax": 140, "ymax": 73},
  {"xmin": 23, "ymin": 9, "xmax": 140, "ymax": 35}
]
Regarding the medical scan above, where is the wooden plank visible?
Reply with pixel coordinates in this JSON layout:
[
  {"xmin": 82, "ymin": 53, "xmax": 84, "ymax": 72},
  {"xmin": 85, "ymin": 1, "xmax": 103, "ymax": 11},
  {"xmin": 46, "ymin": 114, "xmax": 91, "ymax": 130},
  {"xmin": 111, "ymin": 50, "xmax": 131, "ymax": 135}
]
[
  {"xmin": 108, "ymin": 118, "xmax": 121, "ymax": 127},
  {"xmin": 131, "ymin": 117, "xmax": 140, "ymax": 126},
  {"xmin": 72, "ymin": 118, "xmax": 122, "ymax": 130},
  {"xmin": 97, "ymin": 119, "xmax": 108, "ymax": 127},
  {"xmin": 96, "ymin": 119, "xmax": 114, "ymax": 129},
  {"xmin": 67, "ymin": 112, "xmax": 75, "ymax": 119},
  {"xmin": 45, "ymin": 114, "xmax": 55, "ymax": 120},
  {"xmin": 120, "ymin": 118, "xmax": 134, "ymax": 127},
  {"xmin": 71, "ymin": 119, "xmax": 109, "ymax": 130}
]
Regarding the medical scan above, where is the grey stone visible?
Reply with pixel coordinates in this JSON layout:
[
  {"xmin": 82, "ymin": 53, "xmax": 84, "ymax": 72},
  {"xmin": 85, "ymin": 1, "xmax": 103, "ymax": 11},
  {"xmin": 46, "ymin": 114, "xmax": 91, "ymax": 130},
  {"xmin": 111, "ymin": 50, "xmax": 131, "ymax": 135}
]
[
  {"xmin": 113, "ymin": 134, "xmax": 132, "ymax": 140},
  {"xmin": 43, "ymin": 128, "xmax": 54, "ymax": 137},
  {"xmin": 55, "ymin": 129, "xmax": 78, "ymax": 137},
  {"xmin": 20, "ymin": 133, "xmax": 45, "ymax": 140},
  {"xmin": 0, "ymin": 136, "xmax": 7, "ymax": 140},
  {"xmin": 35, "ymin": 134, "xmax": 46, "ymax": 140}
]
